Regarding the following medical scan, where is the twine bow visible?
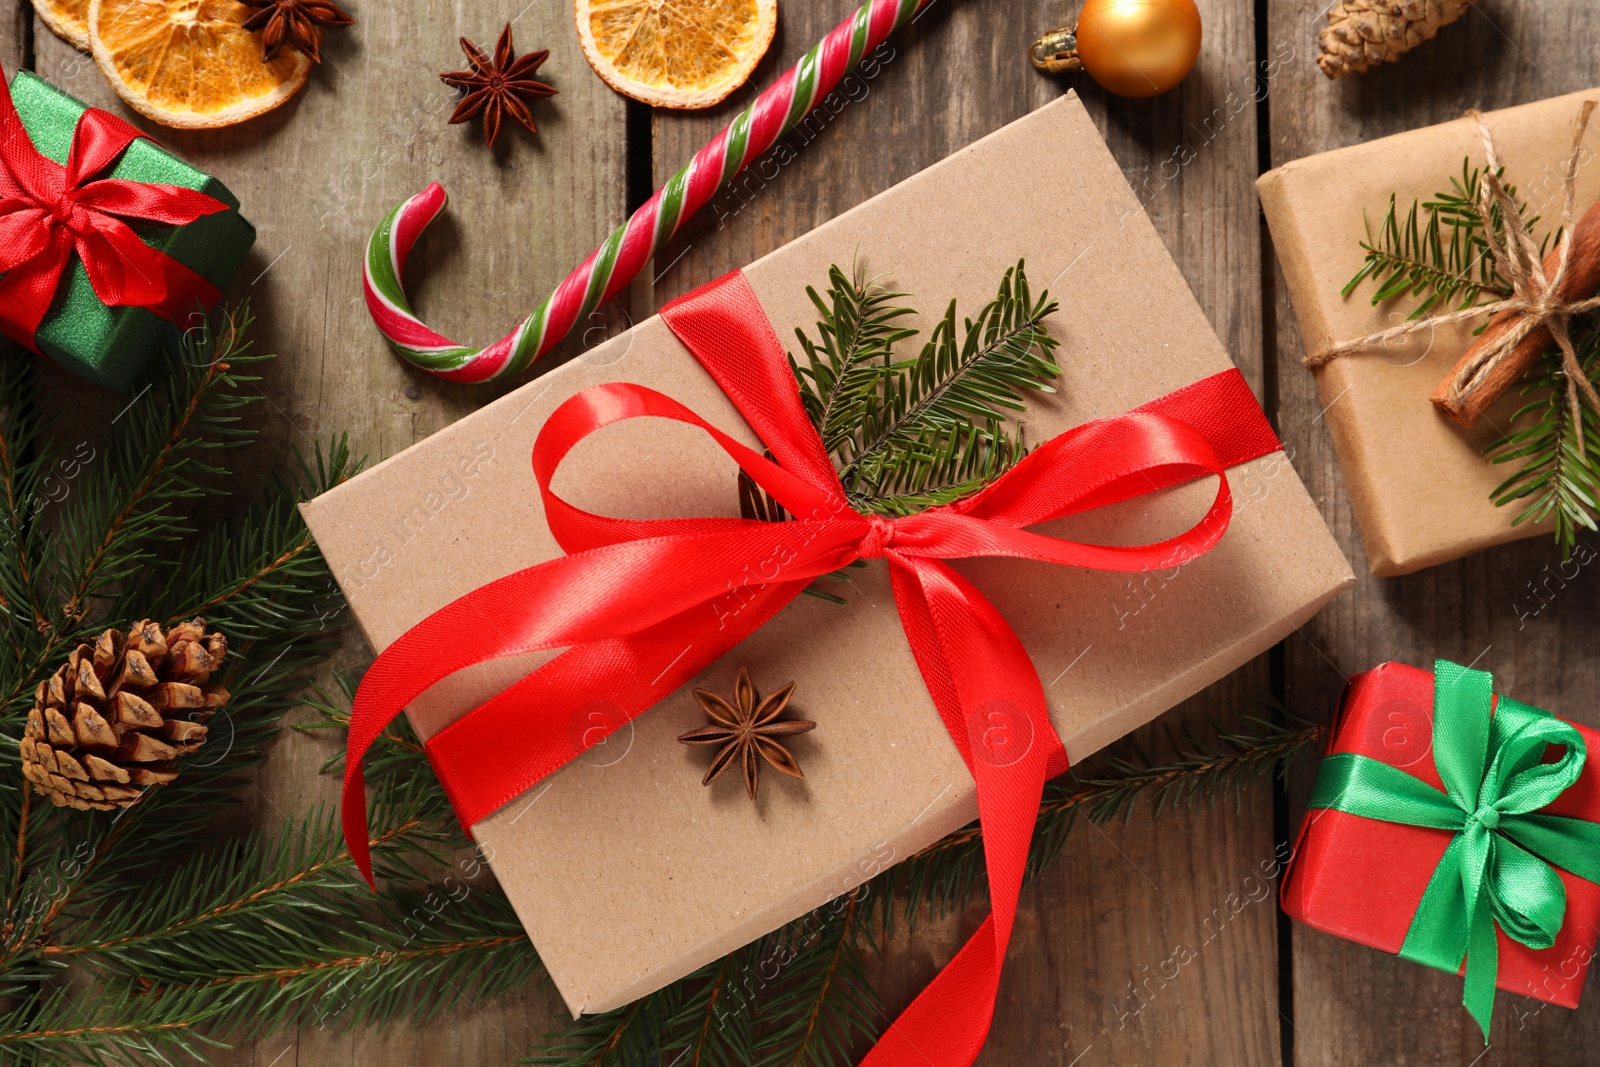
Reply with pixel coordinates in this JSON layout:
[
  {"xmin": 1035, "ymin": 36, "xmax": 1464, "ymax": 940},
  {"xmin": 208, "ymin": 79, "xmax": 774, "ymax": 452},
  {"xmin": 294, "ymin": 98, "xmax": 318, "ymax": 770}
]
[
  {"xmin": 1306, "ymin": 102, "xmax": 1600, "ymax": 441},
  {"xmin": 1307, "ymin": 660, "xmax": 1600, "ymax": 1040}
]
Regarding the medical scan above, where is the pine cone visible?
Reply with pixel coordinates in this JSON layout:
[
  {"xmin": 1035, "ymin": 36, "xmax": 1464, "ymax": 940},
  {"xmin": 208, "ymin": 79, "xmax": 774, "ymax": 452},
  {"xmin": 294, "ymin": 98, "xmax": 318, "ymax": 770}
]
[
  {"xmin": 20, "ymin": 620, "xmax": 229, "ymax": 811},
  {"xmin": 1317, "ymin": 0, "xmax": 1472, "ymax": 79}
]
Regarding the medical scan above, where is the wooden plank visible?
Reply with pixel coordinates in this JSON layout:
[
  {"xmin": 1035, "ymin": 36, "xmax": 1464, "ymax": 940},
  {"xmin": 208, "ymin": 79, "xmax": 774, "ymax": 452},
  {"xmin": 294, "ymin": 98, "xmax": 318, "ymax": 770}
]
[
  {"xmin": 1269, "ymin": 2, "xmax": 1600, "ymax": 1063},
  {"xmin": 2, "ymin": 0, "xmax": 21, "ymax": 70},
  {"xmin": 28, "ymin": 0, "xmax": 628, "ymax": 1062},
  {"xmin": 651, "ymin": 2, "xmax": 1281, "ymax": 1063}
]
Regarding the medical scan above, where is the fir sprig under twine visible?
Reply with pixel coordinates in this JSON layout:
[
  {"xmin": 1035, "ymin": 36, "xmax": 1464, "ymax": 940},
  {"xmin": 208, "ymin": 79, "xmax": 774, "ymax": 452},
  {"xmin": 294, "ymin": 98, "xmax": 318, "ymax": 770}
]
[
  {"xmin": 1324, "ymin": 102, "xmax": 1600, "ymax": 554},
  {"xmin": 1315, "ymin": 102, "xmax": 1600, "ymax": 418}
]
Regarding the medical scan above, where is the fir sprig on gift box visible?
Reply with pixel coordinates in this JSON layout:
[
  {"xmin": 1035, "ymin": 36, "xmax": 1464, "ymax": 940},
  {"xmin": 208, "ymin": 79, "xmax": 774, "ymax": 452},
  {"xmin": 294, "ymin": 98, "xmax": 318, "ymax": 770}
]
[
  {"xmin": 1489, "ymin": 326, "xmax": 1600, "ymax": 546},
  {"xmin": 743, "ymin": 261, "xmax": 1060, "ymax": 603},
  {"xmin": 1344, "ymin": 159, "xmax": 1600, "ymax": 553},
  {"xmin": 791, "ymin": 260, "xmax": 1061, "ymax": 516}
]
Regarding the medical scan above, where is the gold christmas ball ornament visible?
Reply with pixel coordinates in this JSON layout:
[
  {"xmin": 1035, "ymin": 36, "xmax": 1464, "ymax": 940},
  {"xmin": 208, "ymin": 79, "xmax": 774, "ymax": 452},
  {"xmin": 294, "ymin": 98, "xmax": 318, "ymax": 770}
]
[{"xmin": 1031, "ymin": 0, "xmax": 1203, "ymax": 99}]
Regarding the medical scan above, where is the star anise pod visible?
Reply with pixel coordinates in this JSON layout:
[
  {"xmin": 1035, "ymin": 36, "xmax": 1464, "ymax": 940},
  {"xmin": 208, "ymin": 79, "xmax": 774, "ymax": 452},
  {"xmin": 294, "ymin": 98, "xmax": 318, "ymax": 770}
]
[
  {"xmin": 240, "ymin": 0, "xmax": 354, "ymax": 65},
  {"xmin": 440, "ymin": 24, "xmax": 558, "ymax": 149},
  {"xmin": 678, "ymin": 669, "xmax": 815, "ymax": 801}
]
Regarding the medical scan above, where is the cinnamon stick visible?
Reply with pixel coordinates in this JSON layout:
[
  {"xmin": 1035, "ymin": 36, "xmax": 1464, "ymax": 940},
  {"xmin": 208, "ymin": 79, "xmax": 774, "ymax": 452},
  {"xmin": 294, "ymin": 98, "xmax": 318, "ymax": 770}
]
[{"xmin": 1431, "ymin": 195, "xmax": 1600, "ymax": 426}]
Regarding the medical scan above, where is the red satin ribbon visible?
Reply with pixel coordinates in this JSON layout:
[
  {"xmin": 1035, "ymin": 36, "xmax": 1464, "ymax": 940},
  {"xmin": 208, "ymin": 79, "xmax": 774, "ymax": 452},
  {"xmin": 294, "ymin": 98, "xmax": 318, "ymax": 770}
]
[
  {"xmin": 0, "ymin": 65, "xmax": 227, "ymax": 351},
  {"xmin": 343, "ymin": 269, "xmax": 1282, "ymax": 1066}
]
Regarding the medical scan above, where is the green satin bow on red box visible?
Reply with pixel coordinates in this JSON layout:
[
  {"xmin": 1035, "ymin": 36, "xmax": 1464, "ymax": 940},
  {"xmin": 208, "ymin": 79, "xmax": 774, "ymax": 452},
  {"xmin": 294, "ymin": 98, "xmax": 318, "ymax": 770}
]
[{"xmin": 1308, "ymin": 660, "xmax": 1600, "ymax": 1039}]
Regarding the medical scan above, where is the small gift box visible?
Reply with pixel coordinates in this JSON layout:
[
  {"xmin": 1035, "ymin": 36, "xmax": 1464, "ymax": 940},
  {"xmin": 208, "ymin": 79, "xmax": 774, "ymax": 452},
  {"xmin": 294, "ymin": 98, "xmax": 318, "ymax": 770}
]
[
  {"xmin": 1282, "ymin": 661, "xmax": 1600, "ymax": 1035},
  {"xmin": 0, "ymin": 69, "xmax": 255, "ymax": 391},
  {"xmin": 304, "ymin": 92, "xmax": 1354, "ymax": 1028},
  {"xmin": 1258, "ymin": 89, "xmax": 1600, "ymax": 575}
]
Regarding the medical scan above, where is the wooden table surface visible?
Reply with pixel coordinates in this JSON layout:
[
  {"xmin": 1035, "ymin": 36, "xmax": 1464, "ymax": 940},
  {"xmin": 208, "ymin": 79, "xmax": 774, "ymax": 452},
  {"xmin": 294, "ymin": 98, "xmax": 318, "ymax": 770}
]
[{"xmin": 6, "ymin": 0, "xmax": 1600, "ymax": 1063}]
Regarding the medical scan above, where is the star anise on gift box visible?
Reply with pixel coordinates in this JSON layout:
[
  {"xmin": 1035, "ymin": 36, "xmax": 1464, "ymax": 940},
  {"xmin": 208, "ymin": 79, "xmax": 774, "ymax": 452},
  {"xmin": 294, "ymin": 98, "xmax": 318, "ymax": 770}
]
[
  {"xmin": 239, "ymin": 0, "xmax": 354, "ymax": 64},
  {"xmin": 440, "ymin": 24, "xmax": 558, "ymax": 149},
  {"xmin": 678, "ymin": 668, "xmax": 815, "ymax": 801}
]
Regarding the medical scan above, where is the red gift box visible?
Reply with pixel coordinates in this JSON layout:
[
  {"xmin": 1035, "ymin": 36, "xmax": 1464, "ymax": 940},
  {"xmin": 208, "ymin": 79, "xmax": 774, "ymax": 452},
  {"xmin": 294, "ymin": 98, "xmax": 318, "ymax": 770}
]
[{"xmin": 1281, "ymin": 662, "xmax": 1600, "ymax": 1008}]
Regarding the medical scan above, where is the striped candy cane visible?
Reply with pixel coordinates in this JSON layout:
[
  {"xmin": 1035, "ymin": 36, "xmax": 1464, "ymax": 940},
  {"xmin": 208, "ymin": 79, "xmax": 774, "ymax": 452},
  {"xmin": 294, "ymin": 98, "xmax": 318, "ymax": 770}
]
[{"xmin": 364, "ymin": 0, "xmax": 934, "ymax": 383}]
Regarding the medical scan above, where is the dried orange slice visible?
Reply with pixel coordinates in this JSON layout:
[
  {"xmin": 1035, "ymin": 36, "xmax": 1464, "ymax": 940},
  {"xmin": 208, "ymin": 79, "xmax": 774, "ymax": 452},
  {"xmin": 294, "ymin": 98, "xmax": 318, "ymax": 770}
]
[
  {"xmin": 576, "ymin": 0, "xmax": 777, "ymax": 110},
  {"xmin": 33, "ymin": 0, "xmax": 91, "ymax": 51},
  {"xmin": 88, "ymin": 0, "xmax": 310, "ymax": 128}
]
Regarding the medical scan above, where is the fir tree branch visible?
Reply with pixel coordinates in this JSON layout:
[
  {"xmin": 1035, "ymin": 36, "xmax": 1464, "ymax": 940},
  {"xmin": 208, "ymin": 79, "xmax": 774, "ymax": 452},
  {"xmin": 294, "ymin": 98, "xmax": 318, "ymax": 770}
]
[
  {"xmin": 788, "ymin": 260, "xmax": 1059, "ymax": 517},
  {"xmin": 171, "ymin": 533, "xmax": 317, "ymax": 623},
  {"xmin": 835, "ymin": 262, "xmax": 1059, "ymax": 510},
  {"xmin": 750, "ymin": 889, "xmax": 879, "ymax": 1067},
  {"xmin": 0, "ymin": 309, "xmax": 263, "ymax": 723},
  {"xmin": 188, "ymin": 931, "xmax": 528, "ymax": 992},
  {"xmin": 677, "ymin": 951, "xmax": 741, "ymax": 1067},
  {"xmin": 1488, "ymin": 322, "xmax": 1600, "ymax": 554},
  {"xmin": 6, "ymin": 789, "xmax": 29, "ymax": 919},
  {"xmin": 1342, "ymin": 160, "xmax": 1537, "ymax": 316},
  {"xmin": 25, "ymin": 802, "xmax": 529, "ymax": 1041},
  {"xmin": 0, "ymin": 983, "xmax": 225, "ymax": 1067},
  {"xmin": 927, "ymin": 714, "xmax": 1324, "ymax": 858},
  {"xmin": 524, "ymin": 998, "xmax": 647, "ymax": 1067},
  {"xmin": 53, "ymin": 312, "xmax": 254, "ymax": 629},
  {"xmin": 870, "ymin": 703, "xmax": 1325, "ymax": 939},
  {"xmin": 41, "ymin": 812, "xmax": 432, "ymax": 959}
]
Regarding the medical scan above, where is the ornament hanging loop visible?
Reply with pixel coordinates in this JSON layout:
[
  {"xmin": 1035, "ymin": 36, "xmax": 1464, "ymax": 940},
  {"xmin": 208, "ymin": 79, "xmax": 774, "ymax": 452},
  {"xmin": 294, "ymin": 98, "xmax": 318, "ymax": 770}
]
[
  {"xmin": 1029, "ymin": 0, "xmax": 1202, "ymax": 99},
  {"xmin": 1029, "ymin": 25, "xmax": 1082, "ymax": 72}
]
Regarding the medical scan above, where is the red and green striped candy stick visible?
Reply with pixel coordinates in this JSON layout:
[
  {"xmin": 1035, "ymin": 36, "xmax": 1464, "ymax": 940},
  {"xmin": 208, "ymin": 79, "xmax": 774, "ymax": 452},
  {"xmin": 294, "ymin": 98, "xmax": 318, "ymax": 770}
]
[{"xmin": 364, "ymin": 0, "xmax": 934, "ymax": 383}]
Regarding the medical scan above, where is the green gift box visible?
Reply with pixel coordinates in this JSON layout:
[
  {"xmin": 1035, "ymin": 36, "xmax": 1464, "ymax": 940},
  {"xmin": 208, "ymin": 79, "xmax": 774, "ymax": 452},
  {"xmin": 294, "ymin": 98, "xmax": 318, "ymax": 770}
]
[{"xmin": 2, "ymin": 71, "xmax": 255, "ymax": 391}]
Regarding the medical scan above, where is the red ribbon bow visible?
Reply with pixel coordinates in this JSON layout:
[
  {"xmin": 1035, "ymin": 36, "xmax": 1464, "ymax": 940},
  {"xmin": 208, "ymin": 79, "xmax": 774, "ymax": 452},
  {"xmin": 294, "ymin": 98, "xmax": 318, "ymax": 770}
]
[
  {"xmin": 343, "ymin": 270, "xmax": 1282, "ymax": 1066},
  {"xmin": 0, "ymin": 66, "xmax": 227, "ymax": 350}
]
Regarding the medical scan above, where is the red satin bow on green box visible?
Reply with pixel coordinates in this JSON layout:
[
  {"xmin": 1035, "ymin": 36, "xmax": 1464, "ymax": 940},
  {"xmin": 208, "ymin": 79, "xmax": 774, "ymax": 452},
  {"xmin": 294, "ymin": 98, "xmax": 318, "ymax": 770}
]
[
  {"xmin": 342, "ymin": 269, "xmax": 1284, "ymax": 1066},
  {"xmin": 0, "ymin": 67, "xmax": 226, "ymax": 351}
]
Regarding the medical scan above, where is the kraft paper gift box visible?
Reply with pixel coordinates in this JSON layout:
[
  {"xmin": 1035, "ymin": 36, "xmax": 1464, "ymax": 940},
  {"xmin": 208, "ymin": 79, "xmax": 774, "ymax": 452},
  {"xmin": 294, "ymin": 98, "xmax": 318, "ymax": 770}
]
[
  {"xmin": 3, "ymin": 70, "xmax": 255, "ymax": 391},
  {"xmin": 1281, "ymin": 662, "xmax": 1600, "ymax": 1009},
  {"xmin": 1258, "ymin": 89, "xmax": 1600, "ymax": 576},
  {"xmin": 302, "ymin": 91, "xmax": 1355, "ymax": 1016}
]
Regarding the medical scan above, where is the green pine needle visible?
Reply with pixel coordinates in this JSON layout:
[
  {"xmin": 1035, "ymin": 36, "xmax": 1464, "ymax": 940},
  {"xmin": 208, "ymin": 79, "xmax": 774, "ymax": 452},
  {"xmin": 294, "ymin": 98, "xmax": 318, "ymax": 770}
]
[
  {"xmin": 867, "ymin": 700, "xmax": 1324, "ymax": 943},
  {"xmin": 1342, "ymin": 159, "xmax": 1538, "ymax": 317},
  {"xmin": 790, "ymin": 260, "xmax": 1060, "ymax": 516},
  {"xmin": 1488, "ymin": 323, "xmax": 1600, "ymax": 554}
]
